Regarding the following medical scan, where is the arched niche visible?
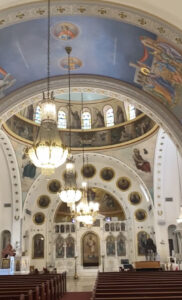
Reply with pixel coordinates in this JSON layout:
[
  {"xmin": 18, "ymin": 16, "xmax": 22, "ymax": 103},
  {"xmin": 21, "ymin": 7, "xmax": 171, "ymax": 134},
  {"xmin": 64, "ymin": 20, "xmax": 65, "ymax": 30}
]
[
  {"xmin": 82, "ymin": 232, "xmax": 100, "ymax": 267},
  {"xmin": 32, "ymin": 234, "xmax": 44, "ymax": 259},
  {"xmin": 1, "ymin": 230, "xmax": 11, "ymax": 250},
  {"xmin": 54, "ymin": 187, "xmax": 126, "ymax": 223}
]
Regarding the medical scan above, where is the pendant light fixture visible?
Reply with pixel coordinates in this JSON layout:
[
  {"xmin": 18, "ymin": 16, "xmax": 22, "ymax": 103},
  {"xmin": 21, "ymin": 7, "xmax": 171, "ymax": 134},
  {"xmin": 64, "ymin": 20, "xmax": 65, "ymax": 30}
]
[
  {"xmin": 58, "ymin": 47, "xmax": 82, "ymax": 204},
  {"xmin": 27, "ymin": 0, "xmax": 68, "ymax": 175},
  {"xmin": 72, "ymin": 94, "xmax": 99, "ymax": 225}
]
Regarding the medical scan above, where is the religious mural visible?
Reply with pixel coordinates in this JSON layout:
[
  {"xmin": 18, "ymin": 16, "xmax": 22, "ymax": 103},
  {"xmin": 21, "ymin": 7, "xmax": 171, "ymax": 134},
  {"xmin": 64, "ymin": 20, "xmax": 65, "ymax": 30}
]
[
  {"xmin": 0, "ymin": 14, "xmax": 181, "ymax": 124},
  {"xmin": 81, "ymin": 164, "xmax": 96, "ymax": 178},
  {"xmin": 106, "ymin": 235, "xmax": 115, "ymax": 256},
  {"xmin": 5, "ymin": 113, "xmax": 156, "ymax": 149},
  {"xmin": 33, "ymin": 212, "xmax": 45, "ymax": 225},
  {"xmin": 137, "ymin": 231, "xmax": 149, "ymax": 256},
  {"xmin": 54, "ymin": 202, "xmax": 72, "ymax": 223},
  {"xmin": 66, "ymin": 235, "xmax": 75, "ymax": 258},
  {"xmin": 129, "ymin": 192, "xmax": 142, "ymax": 205},
  {"xmin": 54, "ymin": 187, "xmax": 125, "ymax": 222},
  {"xmin": 55, "ymin": 235, "xmax": 64, "ymax": 258},
  {"xmin": 117, "ymin": 233, "xmax": 126, "ymax": 256},
  {"xmin": 0, "ymin": 66, "xmax": 15, "ymax": 98},
  {"xmin": 83, "ymin": 232, "xmax": 99, "ymax": 267},
  {"xmin": 135, "ymin": 209, "xmax": 147, "ymax": 222},
  {"xmin": 48, "ymin": 180, "xmax": 61, "ymax": 193},
  {"xmin": 1, "ymin": 230, "xmax": 11, "ymax": 250},
  {"xmin": 100, "ymin": 167, "xmax": 115, "ymax": 181},
  {"xmin": 32, "ymin": 234, "xmax": 44, "ymax": 259},
  {"xmin": 130, "ymin": 37, "xmax": 182, "ymax": 109},
  {"xmin": 60, "ymin": 56, "xmax": 82, "ymax": 71},
  {"xmin": 117, "ymin": 177, "xmax": 131, "ymax": 191},
  {"xmin": 51, "ymin": 22, "xmax": 79, "ymax": 41},
  {"xmin": 37, "ymin": 195, "xmax": 51, "ymax": 209},
  {"xmin": 132, "ymin": 148, "xmax": 151, "ymax": 173}
]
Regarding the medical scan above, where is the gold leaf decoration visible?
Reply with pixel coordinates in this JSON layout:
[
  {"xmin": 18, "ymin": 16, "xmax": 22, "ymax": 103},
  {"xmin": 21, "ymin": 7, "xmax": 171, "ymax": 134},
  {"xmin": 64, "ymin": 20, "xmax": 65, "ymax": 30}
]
[
  {"xmin": 138, "ymin": 18, "xmax": 146, "ymax": 25},
  {"xmin": 118, "ymin": 12, "xmax": 127, "ymax": 19}
]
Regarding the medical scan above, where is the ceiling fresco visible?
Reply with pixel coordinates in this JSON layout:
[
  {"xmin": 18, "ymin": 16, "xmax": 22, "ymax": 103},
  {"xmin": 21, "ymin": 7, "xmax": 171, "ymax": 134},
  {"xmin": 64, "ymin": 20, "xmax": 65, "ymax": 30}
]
[
  {"xmin": 0, "ymin": 14, "xmax": 182, "ymax": 124},
  {"xmin": 0, "ymin": 15, "xmax": 156, "ymax": 96}
]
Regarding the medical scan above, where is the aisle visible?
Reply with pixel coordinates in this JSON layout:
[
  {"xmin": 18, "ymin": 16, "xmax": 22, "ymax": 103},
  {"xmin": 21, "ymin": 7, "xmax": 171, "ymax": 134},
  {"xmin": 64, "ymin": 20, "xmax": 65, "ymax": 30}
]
[
  {"xmin": 66, "ymin": 276, "xmax": 96, "ymax": 292},
  {"xmin": 62, "ymin": 292, "xmax": 92, "ymax": 300}
]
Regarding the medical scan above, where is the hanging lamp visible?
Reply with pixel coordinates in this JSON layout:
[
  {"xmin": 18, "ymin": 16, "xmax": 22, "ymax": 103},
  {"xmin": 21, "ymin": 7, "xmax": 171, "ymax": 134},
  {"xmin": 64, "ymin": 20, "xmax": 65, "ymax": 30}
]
[
  {"xmin": 27, "ymin": 0, "xmax": 68, "ymax": 175},
  {"xmin": 58, "ymin": 47, "xmax": 82, "ymax": 204},
  {"xmin": 72, "ymin": 94, "xmax": 99, "ymax": 225}
]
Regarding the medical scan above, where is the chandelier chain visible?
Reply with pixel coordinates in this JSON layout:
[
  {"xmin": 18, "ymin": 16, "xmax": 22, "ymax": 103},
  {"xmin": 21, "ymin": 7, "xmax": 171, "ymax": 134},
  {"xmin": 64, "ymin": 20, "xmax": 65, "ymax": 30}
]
[
  {"xmin": 81, "ymin": 92, "xmax": 85, "ymax": 170},
  {"xmin": 47, "ymin": 0, "xmax": 51, "ymax": 98},
  {"xmin": 68, "ymin": 49, "xmax": 72, "ymax": 152}
]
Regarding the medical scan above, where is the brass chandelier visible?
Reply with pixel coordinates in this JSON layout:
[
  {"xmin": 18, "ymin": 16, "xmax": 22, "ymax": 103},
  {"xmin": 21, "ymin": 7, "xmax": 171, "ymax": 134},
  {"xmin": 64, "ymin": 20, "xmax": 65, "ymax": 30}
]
[
  {"xmin": 58, "ymin": 47, "xmax": 82, "ymax": 204},
  {"xmin": 71, "ymin": 95, "xmax": 99, "ymax": 225},
  {"xmin": 27, "ymin": 0, "xmax": 68, "ymax": 174}
]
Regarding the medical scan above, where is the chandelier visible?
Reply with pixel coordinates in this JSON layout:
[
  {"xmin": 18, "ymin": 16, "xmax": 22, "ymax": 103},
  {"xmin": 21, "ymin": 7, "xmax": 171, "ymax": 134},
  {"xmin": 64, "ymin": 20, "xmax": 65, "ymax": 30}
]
[
  {"xmin": 58, "ymin": 47, "xmax": 82, "ymax": 204},
  {"xmin": 27, "ymin": 0, "xmax": 68, "ymax": 174},
  {"xmin": 72, "ymin": 95, "xmax": 99, "ymax": 225},
  {"xmin": 73, "ymin": 182, "xmax": 99, "ymax": 225}
]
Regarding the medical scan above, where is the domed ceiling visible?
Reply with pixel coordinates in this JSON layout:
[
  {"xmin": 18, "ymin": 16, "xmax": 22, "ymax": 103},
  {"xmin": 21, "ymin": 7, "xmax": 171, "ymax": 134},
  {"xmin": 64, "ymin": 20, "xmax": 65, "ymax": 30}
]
[
  {"xmin": 0, "ymin": 0, "xmax": 182, "ymax": 147},
  {"xmin": 0, "ymin": 15, "xmax": 155, "ymax": 96}
]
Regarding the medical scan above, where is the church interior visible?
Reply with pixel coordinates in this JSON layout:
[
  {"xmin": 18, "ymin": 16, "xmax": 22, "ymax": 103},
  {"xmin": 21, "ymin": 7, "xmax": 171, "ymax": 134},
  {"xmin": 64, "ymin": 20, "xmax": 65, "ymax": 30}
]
[{"xmin": 0, "ymin": 0, "xmax": 182, "ymax": 298}]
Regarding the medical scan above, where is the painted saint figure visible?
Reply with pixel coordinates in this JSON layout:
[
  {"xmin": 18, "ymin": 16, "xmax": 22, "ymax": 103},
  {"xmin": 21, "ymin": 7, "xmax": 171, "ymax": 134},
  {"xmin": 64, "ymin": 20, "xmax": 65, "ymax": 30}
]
[
  {"xmin": 87, "ymin": 235, "xmax": 96, "ymax": 258},
  {"xmin": 132, "ymin": 148, "xmax": 151, "ymax": 172}
]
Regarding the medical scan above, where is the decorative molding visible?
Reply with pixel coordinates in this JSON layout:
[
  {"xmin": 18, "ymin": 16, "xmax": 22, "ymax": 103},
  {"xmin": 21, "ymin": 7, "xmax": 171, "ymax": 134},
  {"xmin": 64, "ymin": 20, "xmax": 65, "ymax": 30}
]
[{"xmin": 0, "ymin": 130, "xmax": 22, "ymax": 226}]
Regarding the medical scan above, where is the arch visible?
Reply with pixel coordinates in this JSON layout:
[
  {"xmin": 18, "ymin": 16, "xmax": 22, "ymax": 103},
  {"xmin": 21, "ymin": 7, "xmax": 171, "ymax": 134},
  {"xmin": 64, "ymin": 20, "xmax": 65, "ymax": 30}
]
[
  {"xmin": 103, "ymin": 105, "xmax": 114, "ymax": 127},
  {"xmin": 81, "ymin": 108, "xmax": 92, "ymax": 130},
  {"xmin": 32, "ymin": 234, "xmax": 44, "ymax": 259}
]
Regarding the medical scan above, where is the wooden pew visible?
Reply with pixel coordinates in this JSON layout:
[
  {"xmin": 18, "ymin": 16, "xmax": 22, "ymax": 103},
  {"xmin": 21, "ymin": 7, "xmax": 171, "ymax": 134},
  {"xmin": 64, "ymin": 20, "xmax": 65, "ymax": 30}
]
[
  {"xmin": 0, "ymin": 272, "xmax": 66, "ymax": 300},
  {"xmin": 92, "ymin": 271, "xmax": 182, "ymax": 300}
]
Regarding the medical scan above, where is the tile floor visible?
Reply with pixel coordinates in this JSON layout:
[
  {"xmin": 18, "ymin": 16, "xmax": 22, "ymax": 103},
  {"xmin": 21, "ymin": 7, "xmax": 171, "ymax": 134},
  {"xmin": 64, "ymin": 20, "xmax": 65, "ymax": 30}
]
[{"xmin": 67, "ymin": 276, "xmax": 96, "ymax": 292}]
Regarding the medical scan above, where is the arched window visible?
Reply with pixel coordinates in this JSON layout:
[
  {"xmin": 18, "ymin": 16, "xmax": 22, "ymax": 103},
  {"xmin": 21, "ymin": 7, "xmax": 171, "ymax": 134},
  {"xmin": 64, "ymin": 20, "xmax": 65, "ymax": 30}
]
[
  {"xmin": 34, "ymin": 105, "xmax": 41, "ymax": 124},
  {"xmin": 104, "ymin": 106, "xmax": 114, "ymax": 127},
  {"xmin": 129, "ymin": 105, "xmax": 136, "ymax": 120},
  {"xmin": 58, "ymin": 110, "xmax": 67, "ymax": 129},
  {"xmin": 81, "ymin": 109, "xmax": 91, "ymax": 130}
]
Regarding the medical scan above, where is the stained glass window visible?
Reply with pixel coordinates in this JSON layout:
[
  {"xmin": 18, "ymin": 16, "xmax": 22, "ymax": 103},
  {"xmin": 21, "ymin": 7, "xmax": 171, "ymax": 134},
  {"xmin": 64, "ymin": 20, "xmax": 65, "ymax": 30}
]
[
  {"xmin": 34, "ymin": 105, "xmax": 41, "ymax": 124},
  {"xmin": 105, "ymin": 107, "xmax": 114, "ymax": 127},
  {"xmin": 82, "ymin": 111, "xmax": 91, "ymax": 129},
  {"xmin": 58, "ymin": 110, "xmax": 67, "ymax": 129},
  {"xmin": 129, "ymin": 105, "xmax": 136, "ymax": 120}
]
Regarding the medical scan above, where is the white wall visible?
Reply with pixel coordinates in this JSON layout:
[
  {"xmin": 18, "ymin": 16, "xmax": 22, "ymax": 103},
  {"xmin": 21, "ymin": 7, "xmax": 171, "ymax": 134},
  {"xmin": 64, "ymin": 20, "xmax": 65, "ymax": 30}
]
[{"xmin": 154, "ymin": 129, "xmax": 182, "ymax": 262}]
